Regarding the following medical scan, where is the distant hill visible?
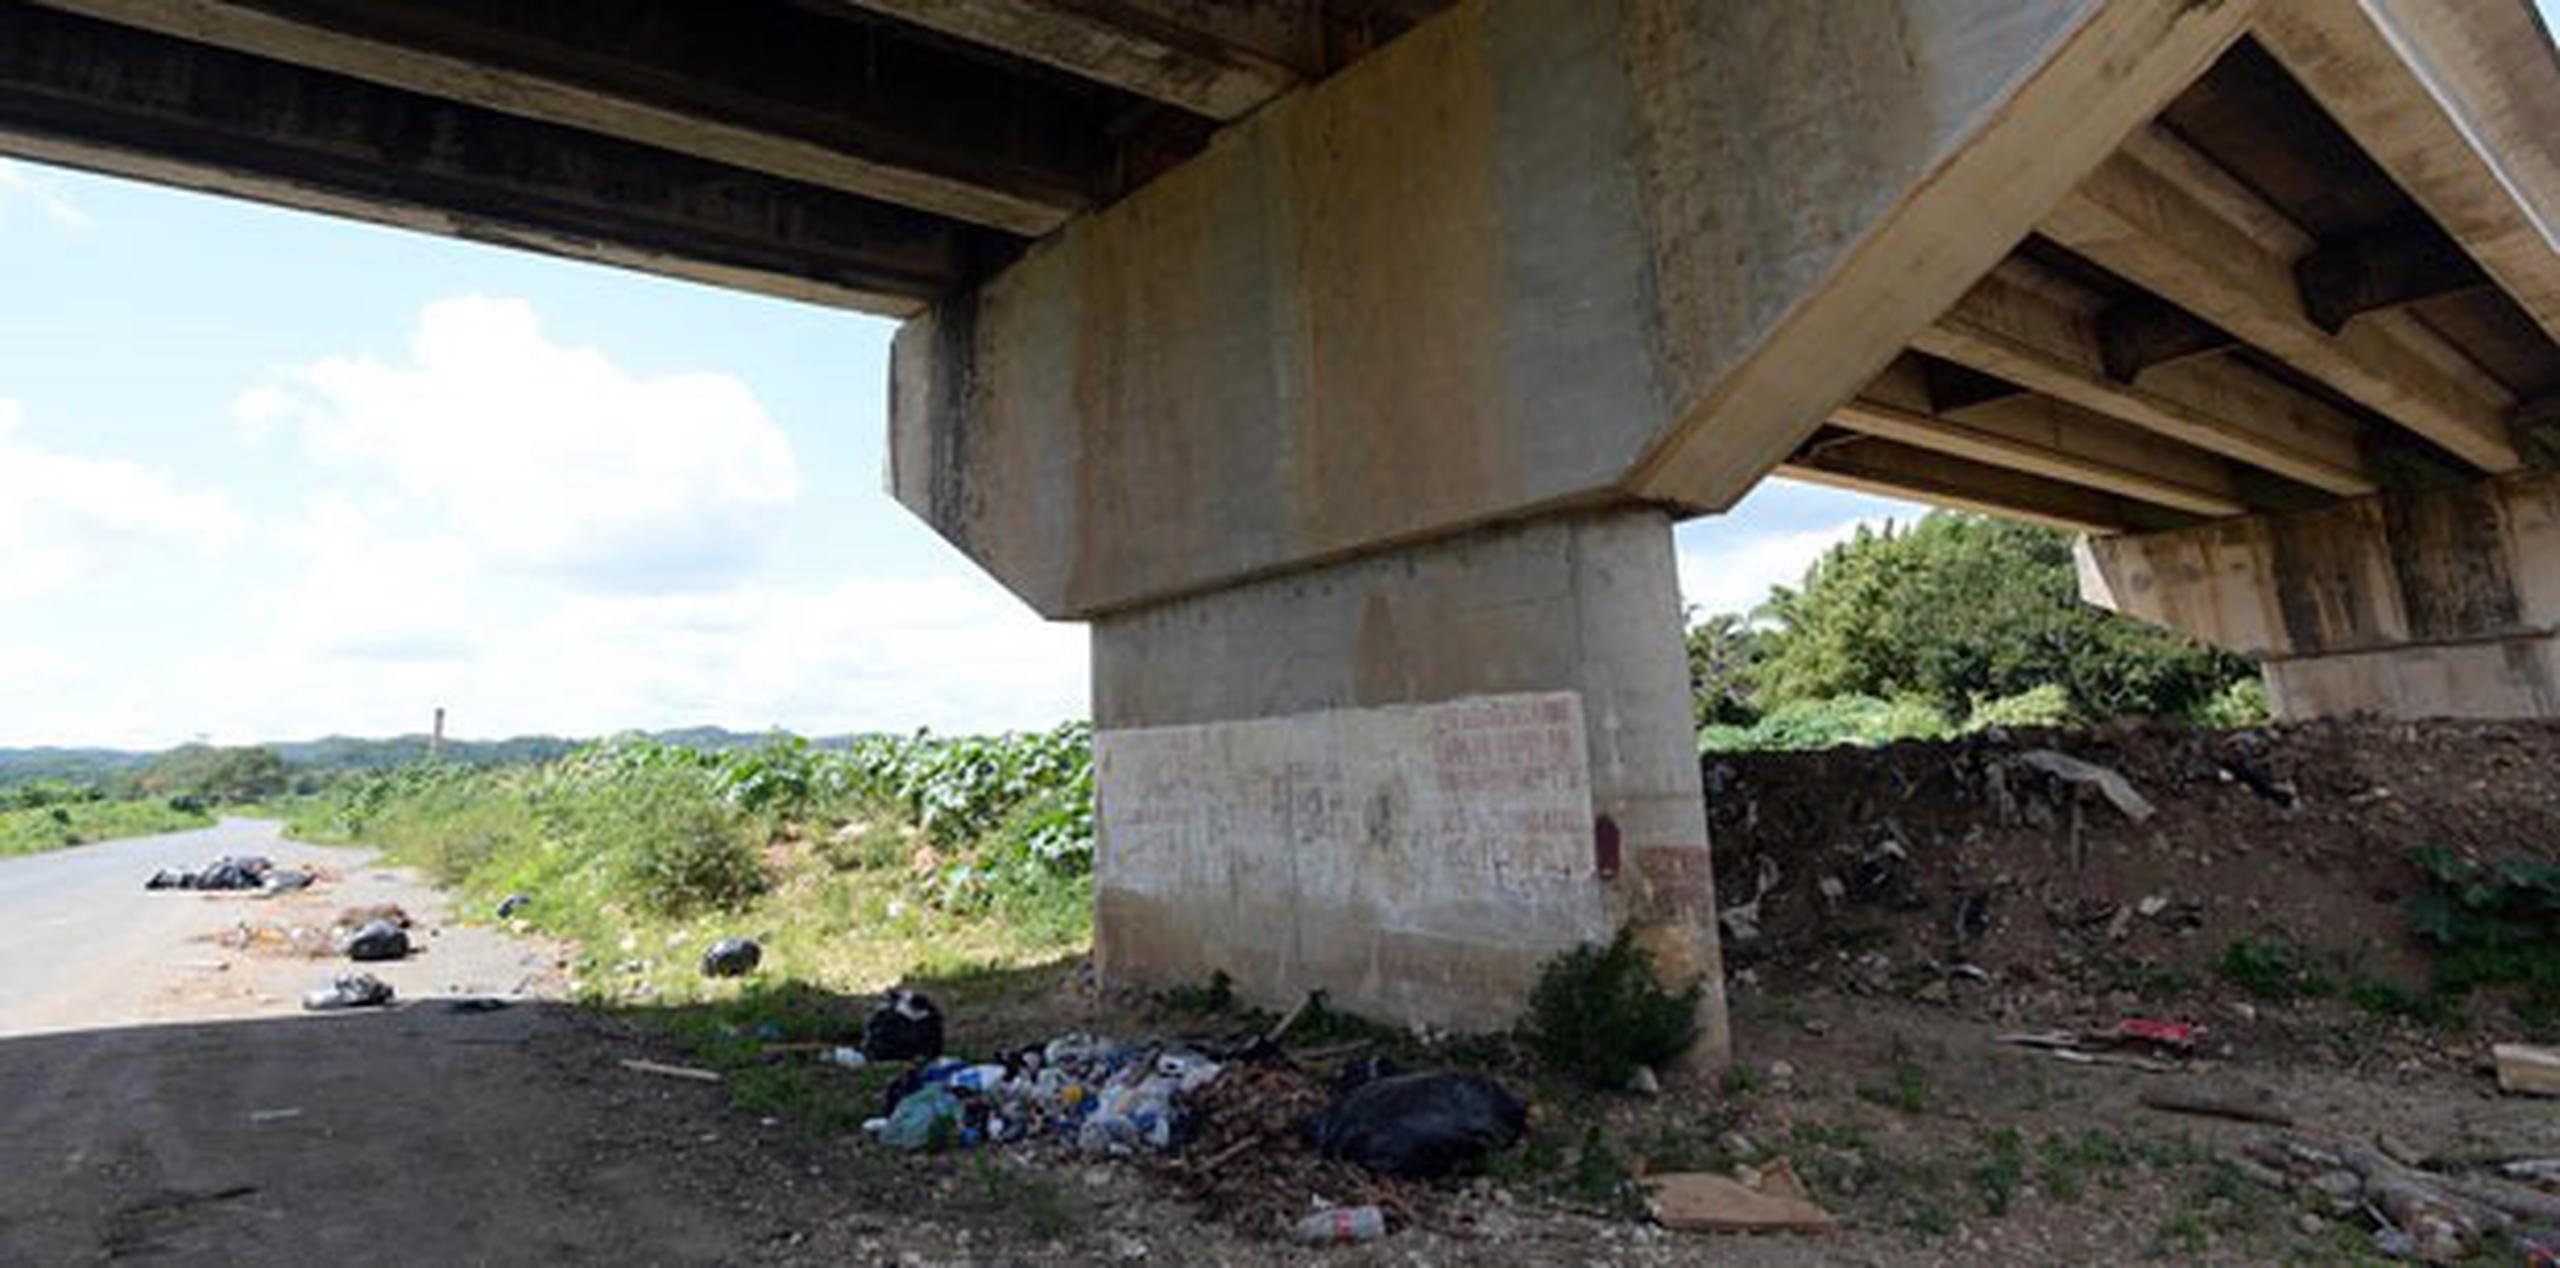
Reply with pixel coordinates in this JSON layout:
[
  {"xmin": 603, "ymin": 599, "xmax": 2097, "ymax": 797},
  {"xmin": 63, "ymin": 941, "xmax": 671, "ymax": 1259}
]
[{"xmin": 0, "ymin": 726, "xmax": 833, "ymax": 789}]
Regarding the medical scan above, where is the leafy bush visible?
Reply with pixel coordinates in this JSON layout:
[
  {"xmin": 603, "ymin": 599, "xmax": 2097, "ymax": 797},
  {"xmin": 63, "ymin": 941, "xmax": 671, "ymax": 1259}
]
[
  {"xmin": 1744, "ymin": 514, "xmax": 2253, "ymax": 723},
  {"xmin": 2217, "ymin": 935, "xmax": 2332, "ymax": 1001},
  {"xmin": 2405, "ymin": 846, "xmax": 2560, "ymax": 1012},
  {"xmin": 1963, "ymin": 683, "xmax": 2077, "ymax": 731},
  {"xmin": 1698, "ymin": 694, "xmax": 1950, "ymax": 753},
  {"xmin": 1521, "ymin": 928, "xmax": 1702, "ymax": 1088},
  {"xmin": 2192, "ymin": 676, "xmax": 2273, "ymax": 729}
]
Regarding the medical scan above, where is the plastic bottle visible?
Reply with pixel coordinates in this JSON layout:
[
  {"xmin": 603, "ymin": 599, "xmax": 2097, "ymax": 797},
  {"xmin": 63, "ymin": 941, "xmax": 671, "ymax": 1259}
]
[{"xmin": 1289, "ymin": 1206, "xmax": 1387, "ymax": 1246}]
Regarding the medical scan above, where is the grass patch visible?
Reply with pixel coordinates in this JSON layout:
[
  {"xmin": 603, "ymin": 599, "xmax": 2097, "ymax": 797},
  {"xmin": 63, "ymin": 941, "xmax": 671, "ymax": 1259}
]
[
  {"xmin": 1857, "ymin": 1059, "xmax": 1930, "ymax": 1115},
  {"xmin": 0, "ymin": 797, "xmax": 211, "ymax": 858},
  {"xmin": 2218, "ymin": 935, "xmax": 2334, "ymax": 1001}
]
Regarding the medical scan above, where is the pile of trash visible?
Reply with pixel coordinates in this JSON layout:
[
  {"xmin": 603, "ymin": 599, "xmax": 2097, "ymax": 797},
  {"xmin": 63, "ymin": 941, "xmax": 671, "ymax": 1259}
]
[
  {"xmin": 144, "ymin": 854, "xmax": 315, "ymax": 894},
  {"xmin": 807, "ymin": 991, "xmax": 1526, "ymax": 1242},
  {"xmin": 866, "ymin": 1028, "xmax": 1224, "ymax": 1154}
]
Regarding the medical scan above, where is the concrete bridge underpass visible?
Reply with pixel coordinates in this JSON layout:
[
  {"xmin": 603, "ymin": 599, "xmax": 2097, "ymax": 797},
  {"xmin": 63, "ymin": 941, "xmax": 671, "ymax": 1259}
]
[{"xmin": 7, "ymin": 0, "xmax": 2554, "ymax": 1051}]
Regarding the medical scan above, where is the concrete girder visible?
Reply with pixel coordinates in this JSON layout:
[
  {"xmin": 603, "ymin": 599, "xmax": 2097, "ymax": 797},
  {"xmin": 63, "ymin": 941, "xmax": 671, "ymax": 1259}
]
[
  {"xmin": 840, "ymin": 0, "xmax": 1322, "ymax": 123},
  {"xmin": 892, "ymin": 0, "xmax": 2261, "ymax": 620},
  {"xmin": 1780, "ymin": 435, "xmax": 2197, "ymax": 538},
  {"xmin": 28, "ymin": 0, "xmax": 1123, "ymax": 236},
  {"xmin": 2253, "ymin": 0, "xmax": 2560, "ymax": 353},
  {"xmin": 2043, "ymin": 126, "xmax": 2524, "ymax": 472},
  {"xmin": 0, "ymin": 3, "xmax": 1001, "ymax": 313},
  {"xmin": 1913, "ymin": 259, "xmax": 2377, "ymax": 497},
  {"xmin": 1844, "ymin": 359, "xmax": 2250, "ymax": 518}
]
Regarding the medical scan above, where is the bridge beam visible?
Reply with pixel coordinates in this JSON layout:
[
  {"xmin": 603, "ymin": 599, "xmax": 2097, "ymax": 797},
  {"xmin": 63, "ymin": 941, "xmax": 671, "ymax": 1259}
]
[{"xmin": 0, "ymin": 3, "xmax": 998, "ymax": 313}]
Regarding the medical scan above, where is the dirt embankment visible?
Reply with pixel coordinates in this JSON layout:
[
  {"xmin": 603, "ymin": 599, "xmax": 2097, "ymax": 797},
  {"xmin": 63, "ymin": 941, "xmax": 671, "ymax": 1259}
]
[{"xmin": 1703, "ymin": 719, "xmax": 2560, "ymax": 1047}]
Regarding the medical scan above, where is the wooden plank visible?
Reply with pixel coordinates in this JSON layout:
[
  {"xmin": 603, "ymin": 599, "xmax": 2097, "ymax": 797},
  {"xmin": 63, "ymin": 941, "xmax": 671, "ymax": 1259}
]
[
  {"xmin": 1831, "ymin": 394, "xmax": 2248, "ymax": 517},
  {"xmin": 1778, "ymin": 434, "xmax": 2199, "ymax": 536},
  {"xmin": 1644, "ymin": 1164, "xmax": 1836, "ymax": 1234},
  {"xmin": 30, "ymin": 0, "xmax": 1118, "ymax": 235},
  {"xmin": 2043, "ymin": 126, "xmax": 2521, "ymax": 472},
  {"xmin": 841, "ymin": 0, "xmax": 1316, "ymax": 122},
  {"xmin": 1916, "ymin": 260, "xmax": 2375, "ymax": 496},
  {"xmin": 2255, "ymin": 0, "xmax": 2560, "ymax": 350},
  {"xmin": 0, "ymin": 5, "xmax": 992, "ymax": 315},
  {"xmin": 2496, "ymin": 1043, "xmax": 2560, "ymax": 1097}
]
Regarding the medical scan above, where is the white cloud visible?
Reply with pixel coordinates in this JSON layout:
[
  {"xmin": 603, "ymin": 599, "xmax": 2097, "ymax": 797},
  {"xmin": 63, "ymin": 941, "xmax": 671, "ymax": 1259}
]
[
  {"xmin": 0, "ymin": 159, "xmax": 89, "ymax": 232},
  {"xmin": 1676, "ymin": 517, "xmax": 1893, "ymax": 620},
  {"xmin": 0, "ymin": 400, "xmax": 244, "ymax": 601},
  {"xmin": 241, "ymin": 296, "xmax": 798, "ymax": 592}
]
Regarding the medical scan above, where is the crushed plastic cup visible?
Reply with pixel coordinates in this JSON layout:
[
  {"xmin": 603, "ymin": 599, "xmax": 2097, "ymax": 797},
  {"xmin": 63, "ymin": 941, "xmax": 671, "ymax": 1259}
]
[
  {"xmin": 1290, "ymin": 1206, "xmax": 1387, "ymax": 1246},
  {"xmin": 822, "ymin": 1046, "xmax": 867, "ymax": 1068}
]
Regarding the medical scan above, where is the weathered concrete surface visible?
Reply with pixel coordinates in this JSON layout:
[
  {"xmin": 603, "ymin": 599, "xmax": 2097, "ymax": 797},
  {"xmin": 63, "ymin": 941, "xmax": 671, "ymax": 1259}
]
[
  {"xmin": 892, "ymin": 0, "xmax": 2256, "ymax": 618},
  {"xmin": 2079, "ymin": 470, "xmax": 2560, "ymax": 719},
  {"xmin": 1092, "ymin": 508, "xmax": 1723, "ymax": 1053}
]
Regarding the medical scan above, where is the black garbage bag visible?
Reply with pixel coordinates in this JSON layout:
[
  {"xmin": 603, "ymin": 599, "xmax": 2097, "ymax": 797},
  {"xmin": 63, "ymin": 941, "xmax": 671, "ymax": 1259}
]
[
  {"xmin": 495, "ymin": 893, "xmax": 531, "ymax": 919},
  {"xmin": 699, "ymin": 937, "xmax": 762, "ymax": 977},
  {"xmin": 862, "ymin": 989, "xmax": 944, "ymax": 1062},
  {"xmin": 1301, "ymin": 1071, "xmax": 1526, "ymax": 1178},
  {"xmin": 303, "ymin": 973, "xmax": 394, "ymax": 1011},
  {"xmin": 144, "ymin": 869, "xmax": 192, "ymax": 891},
  {"xmin": 262, "ymin": 869, "xmax": 316, "ymax": 893},
  {"xmin": 194, "ymin": 856, "xmax": 272, "ymax": 891},
  {"xmin": 343, "ymin": 919, "xmax": 410, "ymax": 962}
]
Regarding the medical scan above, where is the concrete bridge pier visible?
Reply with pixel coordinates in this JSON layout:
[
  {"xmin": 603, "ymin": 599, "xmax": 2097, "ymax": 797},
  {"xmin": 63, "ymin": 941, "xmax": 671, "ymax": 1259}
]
[
  {"xmin": 1088, "ymin": 507, "xmax": 1722, "ymax": 1052},
  {"xmin": 2082, "ymin": 470, "xmax": 2560, "ymax": 721}
]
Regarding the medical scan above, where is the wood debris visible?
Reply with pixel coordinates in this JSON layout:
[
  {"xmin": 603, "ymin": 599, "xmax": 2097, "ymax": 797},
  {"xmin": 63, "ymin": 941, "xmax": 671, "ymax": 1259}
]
[{"xmin": 1643, "ymin": 1159, "xmax": 1835, "ymax": 1234}]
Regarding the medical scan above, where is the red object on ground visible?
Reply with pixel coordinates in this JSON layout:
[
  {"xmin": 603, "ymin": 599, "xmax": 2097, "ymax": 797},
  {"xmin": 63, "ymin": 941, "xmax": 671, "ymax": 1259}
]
[{"xmin": 2115, "ymin": 1019, "xmax": 2199, "ymax": 1049}]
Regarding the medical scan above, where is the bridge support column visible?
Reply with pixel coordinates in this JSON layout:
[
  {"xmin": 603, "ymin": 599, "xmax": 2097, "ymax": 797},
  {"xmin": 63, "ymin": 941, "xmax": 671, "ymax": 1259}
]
[
  {"xmin": 2080, "ymin": 470, "xmax": 2560, "ymax": 720},
  {"xmin": 1089, "ymin": 506, "xmax": 1725, "ymax": 1057}
]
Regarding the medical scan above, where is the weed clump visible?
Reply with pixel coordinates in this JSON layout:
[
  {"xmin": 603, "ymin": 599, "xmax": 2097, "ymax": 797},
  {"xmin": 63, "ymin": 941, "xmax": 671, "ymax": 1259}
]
[
  {"xmin": 2406, "ymin": 846, "xmax": 2560, "ymax": 1021},
  {"xmin": 1520, "ymin": 928, "xmax": 1701, "ymax": 1089}
]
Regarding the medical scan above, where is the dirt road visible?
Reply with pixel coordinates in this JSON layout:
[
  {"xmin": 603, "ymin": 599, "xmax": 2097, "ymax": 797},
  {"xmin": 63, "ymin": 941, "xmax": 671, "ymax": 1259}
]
[{"xmin": 0, "ymin": 821, "xmax": 810, "ymax": 1265}]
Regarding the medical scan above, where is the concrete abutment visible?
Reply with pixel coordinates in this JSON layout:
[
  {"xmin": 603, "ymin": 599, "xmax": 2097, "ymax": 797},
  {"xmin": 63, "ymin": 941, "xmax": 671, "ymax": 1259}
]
[{"xmin": 1089, "ymin": 507, "xmax": 1727, "ymax": 1059}]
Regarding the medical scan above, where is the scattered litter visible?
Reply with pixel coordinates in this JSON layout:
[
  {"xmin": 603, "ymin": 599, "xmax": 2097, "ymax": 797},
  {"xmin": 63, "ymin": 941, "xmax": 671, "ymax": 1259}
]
[
  {"xmin": 336, "ymin": 904, "xmax": 411, "ymax": 929},
  {"xmin": 2115, "ymin": 1018, "xmax": 2200, "ymax": 1051},
  {"xmin": 699, "ymin": 937, "xmax": 762, "ymax": 978},
  {"xmin": 862, "ymin": 989, "xmax": 945, "ymax": 1061},
  {"xmin": 247, "ymin": 1108, "xmax": 303, "ymax": 1124},
  {"xmin": 2011, "ymin": 749, "xmax": 2154, "ymax": 823},
  {"xmin": 1644, "ymin": 1159, "xmax": 1836, "ymax": 1233},
  {"xmin": 341, "ymin": 919, "xmax": 410, "ymax": 962},
  {"xmin": 2139, "ymin": 1086, "xmax": 2294, "ymax": 1127},
  {"xmin": 877, "ymin": 1084, "xmax": 966, "ymax": 1150},
  {"xmin": 495, "ymin": 893, "xmax": 531, "ymax": 919},
  {"xmin": 820, "ymin": 1046, "xmax": 868, "ymax": 1068},
  {"xmin": 260, "ymin": 869, "xmax": 316, "ymax": 894},
  {"xmin": 302, "ymin": 973, "xmax": 394, "ymax": 1011},
  {"xmin": 1289, "ymin": 1205, "xmax": 1388, "ymax": 1246},
  {"xmin": 620, "ymin": 1058, "xmax": 722, "ymax": 1084},
  {"xmin": 1716, "ymin": 856, "xmax": 1782, "ymax": 946},
  {"xmin": 1302, "ymin": 1070, "xmax": 1525, "ymax": 1179},
  {"xmin": 2496, "ymin": 1044, "xmax": 2560, "ymax": 1097}
]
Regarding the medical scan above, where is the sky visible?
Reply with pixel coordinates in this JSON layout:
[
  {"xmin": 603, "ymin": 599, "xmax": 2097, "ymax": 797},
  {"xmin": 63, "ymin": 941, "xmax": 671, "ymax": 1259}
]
[{"xmin": 0, "ymin": 157, "xmax": 1922, "ymax": 748}]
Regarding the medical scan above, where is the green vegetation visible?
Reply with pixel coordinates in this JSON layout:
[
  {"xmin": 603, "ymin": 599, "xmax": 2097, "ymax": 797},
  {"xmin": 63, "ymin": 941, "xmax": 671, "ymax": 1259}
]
[
  {"xmin": 2405, "ymin": 845, "xmax": 2560, "ymax": 1027},
  {"xmin": 1520, "ymin": 929, "xmax": 1702, "ymax": 1088},
  {"xmin": 0, "ymin": 786, "xmax": 210, "ymax": 858},
  {"xmin": 132, "ymin": 743, "xmax": 290, "ymax": 805},
  {"xmin": 1689, "ymin": 512, "xmax": 2264, "ymax": 750},
  {"xmin": 282, "ymin": 726, "xmax": 1096, "ymax": 1009},
  {"xmin": 2217, "ymin": 934, "xmax": 2335, "ymax": 1001}
]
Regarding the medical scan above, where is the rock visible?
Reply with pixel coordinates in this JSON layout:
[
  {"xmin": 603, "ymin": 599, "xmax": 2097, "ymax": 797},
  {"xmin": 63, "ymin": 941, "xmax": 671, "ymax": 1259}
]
[
  {"xmin": 2296, "ymin": 1212, "xmax": 2326, "ymax": 1236},
  {"xmin": 1628, "ymin": 1065, "xmax": 1662, "ymax": 1097},
  {"xmin": 1768, "ymin": 1060, "xmax": 1797, "ymax": 1092},
  {"xmin": 699, "ymin": 937, "xmax": 762, "ymax": 977},
  {"xmin": 1915, "ymin": 980, "xmax": 1952, "ymax": 1005}
]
